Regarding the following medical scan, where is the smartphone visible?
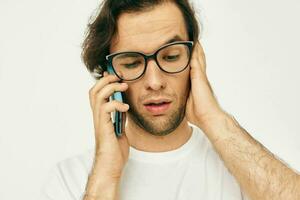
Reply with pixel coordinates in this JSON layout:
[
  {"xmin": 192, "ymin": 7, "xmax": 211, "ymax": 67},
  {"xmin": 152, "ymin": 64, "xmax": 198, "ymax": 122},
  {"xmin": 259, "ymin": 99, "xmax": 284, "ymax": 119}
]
[{"xmin": 107, "ymin": 64, "xmax": 124, "ymax": 137}]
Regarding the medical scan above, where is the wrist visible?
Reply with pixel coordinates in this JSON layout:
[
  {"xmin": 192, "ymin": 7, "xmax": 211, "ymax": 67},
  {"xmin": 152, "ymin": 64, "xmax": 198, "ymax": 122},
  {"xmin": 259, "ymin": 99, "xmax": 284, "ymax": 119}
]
[
  {"xmin": 84, "ymin": 159, "xmax": 122, "ymax": 199},
  {"xmin": 84, "ymin": 171, "xmax": 120, "ymax": 200},
  {"xmin": 93, "ymin": 153, "xmax": 125, "ymax": 180},
  {"xmin": 195, "ymin": 109, "xmax": 229, "ymax": 129},
  {"xmin": 196, "ymin": 111, "xmax": 234, "ymax": 144},
  {"xmin": 90, "ymin": 160, "xmax": 122, "ymax": 184}
]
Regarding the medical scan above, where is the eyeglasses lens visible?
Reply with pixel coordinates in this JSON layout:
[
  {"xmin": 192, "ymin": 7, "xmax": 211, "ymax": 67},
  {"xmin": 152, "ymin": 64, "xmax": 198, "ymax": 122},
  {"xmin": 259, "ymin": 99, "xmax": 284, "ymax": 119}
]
[{"xmin": 112, "ymin": 43, "xmax": 190, "ymax": 80}]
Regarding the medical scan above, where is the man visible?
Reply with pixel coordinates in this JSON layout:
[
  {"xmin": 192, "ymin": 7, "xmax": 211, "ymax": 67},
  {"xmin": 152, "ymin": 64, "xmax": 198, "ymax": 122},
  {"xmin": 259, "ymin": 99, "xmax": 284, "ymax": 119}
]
[{"xmin": 41, "ymin": 0, "xmax": 300, "ymax": 199}]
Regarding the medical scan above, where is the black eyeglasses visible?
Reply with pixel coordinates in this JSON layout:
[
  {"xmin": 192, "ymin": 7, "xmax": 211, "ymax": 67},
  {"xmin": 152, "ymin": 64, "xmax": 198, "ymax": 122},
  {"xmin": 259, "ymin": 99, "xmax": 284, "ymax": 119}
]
[{"xmin": 105, "ymin": 41, "xmax": 194, "ymax": 81}]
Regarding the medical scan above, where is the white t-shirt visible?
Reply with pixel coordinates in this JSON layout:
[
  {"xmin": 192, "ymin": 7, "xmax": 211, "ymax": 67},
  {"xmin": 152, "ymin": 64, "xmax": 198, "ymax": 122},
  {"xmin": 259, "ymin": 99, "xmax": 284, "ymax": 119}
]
[{"xmin": 40, "ymin": 124, "xmax": 250, "ymax": 200}]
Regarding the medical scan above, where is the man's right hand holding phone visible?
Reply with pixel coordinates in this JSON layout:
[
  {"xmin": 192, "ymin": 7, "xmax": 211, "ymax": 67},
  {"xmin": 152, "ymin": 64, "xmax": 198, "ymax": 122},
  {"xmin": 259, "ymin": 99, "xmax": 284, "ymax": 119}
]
[{"xmin": 84, "ymin": 71, "xmax": 129, "ymax": 200}]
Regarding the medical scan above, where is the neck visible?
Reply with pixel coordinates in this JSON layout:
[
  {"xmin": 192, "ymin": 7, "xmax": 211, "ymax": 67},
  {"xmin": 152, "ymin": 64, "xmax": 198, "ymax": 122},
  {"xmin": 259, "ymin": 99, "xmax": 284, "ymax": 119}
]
[{"xmin": 125, "ymin": 116, "xmax": 192, "ymax": 152}]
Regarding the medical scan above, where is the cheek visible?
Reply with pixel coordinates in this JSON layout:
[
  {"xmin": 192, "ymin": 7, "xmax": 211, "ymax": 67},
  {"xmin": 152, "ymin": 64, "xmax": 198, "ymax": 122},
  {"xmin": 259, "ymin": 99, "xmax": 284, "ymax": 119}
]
[
  {"xmin": 174, "ymin": 71, "xmax": 191, "ymax": 98},
  {"xmin": 124, "ymin": 84, "xmax": 138, "ymax": 105}
]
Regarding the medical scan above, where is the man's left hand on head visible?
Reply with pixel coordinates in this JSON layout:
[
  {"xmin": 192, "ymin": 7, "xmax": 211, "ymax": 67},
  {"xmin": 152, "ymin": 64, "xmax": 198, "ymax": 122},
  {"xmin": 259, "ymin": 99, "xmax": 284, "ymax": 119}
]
[{"xmin": 185, "ymin": 41, "xmax": 225, "ymax": 128}]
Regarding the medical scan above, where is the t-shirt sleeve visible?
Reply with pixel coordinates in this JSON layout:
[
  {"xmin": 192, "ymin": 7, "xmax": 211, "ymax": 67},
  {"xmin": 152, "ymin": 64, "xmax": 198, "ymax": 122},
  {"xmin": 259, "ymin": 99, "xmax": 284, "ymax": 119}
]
[{"xmin": 40, "ymin": 165, "xmax": 80, "ymax": 200}]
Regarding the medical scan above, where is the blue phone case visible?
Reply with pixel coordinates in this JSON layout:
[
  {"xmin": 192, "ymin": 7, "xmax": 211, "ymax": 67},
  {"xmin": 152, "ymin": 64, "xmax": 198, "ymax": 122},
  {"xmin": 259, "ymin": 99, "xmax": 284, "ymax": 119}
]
[{"xmin": 107, "ymin": 65, "xmax": 123, "ymax": 137}]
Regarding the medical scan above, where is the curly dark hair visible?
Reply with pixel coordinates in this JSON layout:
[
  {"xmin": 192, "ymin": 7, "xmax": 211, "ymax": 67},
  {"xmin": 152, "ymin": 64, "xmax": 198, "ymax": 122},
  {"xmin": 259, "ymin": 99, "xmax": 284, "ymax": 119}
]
[{"xmin": 81, "ymin": 0, "xmax": 202, "ymax": 80}]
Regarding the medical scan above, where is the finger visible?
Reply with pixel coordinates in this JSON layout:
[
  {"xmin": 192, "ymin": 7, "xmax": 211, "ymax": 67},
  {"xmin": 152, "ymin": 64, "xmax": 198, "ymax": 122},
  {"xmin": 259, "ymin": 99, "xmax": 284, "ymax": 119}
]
[
  {"xmin": 98, "ymin": 100, "xmax": 130, "ymax": 124},
  {"xmin": 103, "ymin": 71, "xmax": 109, "ymax": 77},
  {"xmin": 197, "ymin": 41, "xmax": 207, "ymax": 71},
  {"xmin": 92, "ymin": 81, "xmax": 127, "ymax": 131},
  {"xmin": 89, "ymin": 74, "xmax": 121, "ymax": 106},
  {"xmin": 95, "ymin": 82, "xmax": 128, "ymax": 106},
  {"xmin": 89, "ymin": 74, "xmax": 120, "ymax": 96},
  {"xmin": 93, "ymin": 82, "xmax": 127, "ymax": 124},
  {"xmin": 190, "ymin": 41, "xmax": 207, "ymax": 80}
]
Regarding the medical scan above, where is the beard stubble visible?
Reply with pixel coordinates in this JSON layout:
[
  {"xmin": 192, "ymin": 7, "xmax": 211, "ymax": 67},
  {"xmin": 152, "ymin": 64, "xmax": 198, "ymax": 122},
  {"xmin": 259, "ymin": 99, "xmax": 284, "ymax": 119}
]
[{"xmin": 124, "ymin": 93, "xmax": 188, "ymax": 136}]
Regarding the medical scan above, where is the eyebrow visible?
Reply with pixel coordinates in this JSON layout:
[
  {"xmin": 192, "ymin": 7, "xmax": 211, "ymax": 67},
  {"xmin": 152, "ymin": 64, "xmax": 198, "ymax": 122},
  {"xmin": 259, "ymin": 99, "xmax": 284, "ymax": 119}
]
[
  {"xmin": 163, "ymin": 35, "xmax": 186, "ymax": 45},
  {"xmin": 109, "ymin": 35, "xmax": 187, "ymax": 57},
  {"xmin": 115, "ymin": 53, "xmax": 141, "ymax": 59},
  {"xmin": 138, "ymin": 35, "xmax": 185, "ymax": 54}
]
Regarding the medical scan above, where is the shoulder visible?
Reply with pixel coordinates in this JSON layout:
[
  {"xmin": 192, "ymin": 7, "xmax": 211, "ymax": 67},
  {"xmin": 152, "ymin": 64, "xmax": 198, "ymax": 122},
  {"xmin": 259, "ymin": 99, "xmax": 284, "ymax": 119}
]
[
  {"xmin": 189, "ymin": 123, "xmax": 247, "ymax": 199},
  {"xmin": 56, "ymin": 148, "xmax": 94, "ymax": 179},
  {"xmin": 40, "ymin": 149, "xmax": 94, "ymax": 200}
]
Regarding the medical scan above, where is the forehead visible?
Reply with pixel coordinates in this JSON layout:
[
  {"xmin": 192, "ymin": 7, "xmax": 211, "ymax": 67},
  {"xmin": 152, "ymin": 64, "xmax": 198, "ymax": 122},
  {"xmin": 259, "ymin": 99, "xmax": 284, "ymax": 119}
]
[{"xmin": 110, "ymin": 2, "xmax": 188, "ymax": 54}]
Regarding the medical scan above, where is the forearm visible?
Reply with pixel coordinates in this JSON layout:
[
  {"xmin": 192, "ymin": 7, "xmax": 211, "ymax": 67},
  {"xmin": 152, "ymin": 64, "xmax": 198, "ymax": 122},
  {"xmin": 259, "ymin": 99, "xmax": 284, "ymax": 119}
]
[
  {"xmin": 200, "ymin": 112, "xmax": 300, "ymax": 200},
  {"xmin": 83, "ymin": 160, "xmax": 121, "ymax": 200}
]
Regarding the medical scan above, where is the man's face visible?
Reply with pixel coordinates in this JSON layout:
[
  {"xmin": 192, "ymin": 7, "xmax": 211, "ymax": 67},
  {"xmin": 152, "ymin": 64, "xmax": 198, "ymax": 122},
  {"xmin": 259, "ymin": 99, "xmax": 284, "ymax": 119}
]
[{"xmin": 110, "ymin": 2, "xmax": 190, "ymax": 136}]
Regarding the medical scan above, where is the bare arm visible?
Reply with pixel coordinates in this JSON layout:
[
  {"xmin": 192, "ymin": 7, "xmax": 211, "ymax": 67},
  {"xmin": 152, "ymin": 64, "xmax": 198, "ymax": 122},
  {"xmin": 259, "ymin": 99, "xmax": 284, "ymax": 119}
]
[
  {"xmin": 83, "ymin": 158, "xmax": 121, "ymax": 200},
  {"xmin": 186, "ymin": 41, "xmax": 300, "ymax": 200},
  {"xmin": 83, "ymin": 72, "xmax": 130, "ymax": 200},
  {"xmin": 199, "ymin": 113, "xmax": 300, "ymax": 200}
]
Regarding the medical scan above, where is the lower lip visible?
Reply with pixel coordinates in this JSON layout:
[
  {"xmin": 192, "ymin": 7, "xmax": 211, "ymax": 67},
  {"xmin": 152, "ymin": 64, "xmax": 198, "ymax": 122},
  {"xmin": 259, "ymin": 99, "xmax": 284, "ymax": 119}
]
[{"xmin": 144, "ymin": 102, "xmax": 171, "ymax": 115}]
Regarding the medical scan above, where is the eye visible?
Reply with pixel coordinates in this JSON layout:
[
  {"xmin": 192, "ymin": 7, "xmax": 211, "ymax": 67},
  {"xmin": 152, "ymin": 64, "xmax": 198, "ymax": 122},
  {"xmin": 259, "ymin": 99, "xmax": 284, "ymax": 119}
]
[
  {"xmin": 122, "ymin": 61, "xmax": 142, "ymax": 69},
  {"xmin": 163, "ymin": 54, "xmax": 180, "ymax": 62}
]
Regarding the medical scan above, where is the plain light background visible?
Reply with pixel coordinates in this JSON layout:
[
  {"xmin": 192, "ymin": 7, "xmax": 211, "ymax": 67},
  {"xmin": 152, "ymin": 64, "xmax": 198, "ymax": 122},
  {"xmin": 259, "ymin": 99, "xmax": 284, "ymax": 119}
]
[{"xmin": 0, "ymin": 0, "xmax": 299, "ymax": 199}]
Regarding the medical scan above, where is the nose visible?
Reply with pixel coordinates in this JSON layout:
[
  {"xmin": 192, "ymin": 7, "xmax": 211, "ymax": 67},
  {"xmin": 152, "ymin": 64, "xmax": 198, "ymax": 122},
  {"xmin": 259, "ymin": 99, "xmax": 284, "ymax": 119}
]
[{"xmin": 143, "ymin": 59, "xmax": 166, "ymax": 91}]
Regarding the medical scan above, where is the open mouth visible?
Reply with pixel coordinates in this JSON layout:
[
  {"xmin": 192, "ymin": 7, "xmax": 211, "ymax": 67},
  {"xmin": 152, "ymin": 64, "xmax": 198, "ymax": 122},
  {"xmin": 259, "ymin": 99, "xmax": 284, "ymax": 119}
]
[
  {"xmin": 145, "ymin": 102, "xmax": 169, "ymax": 106},
  {"xmin": 144, "ymin": 101, "xmax": 171, "ymax": 115}
]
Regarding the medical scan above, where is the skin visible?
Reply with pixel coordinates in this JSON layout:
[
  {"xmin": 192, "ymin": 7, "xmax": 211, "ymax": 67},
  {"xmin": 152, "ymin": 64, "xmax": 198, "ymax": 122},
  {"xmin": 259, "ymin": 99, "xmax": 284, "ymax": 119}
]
[
  {"xmin": 85, "ymin": 2, "xmax": 300, "ymax": 200},
  {"xmin": 110, "ymin": 2, "xmax": 193, "ymax": 152}
]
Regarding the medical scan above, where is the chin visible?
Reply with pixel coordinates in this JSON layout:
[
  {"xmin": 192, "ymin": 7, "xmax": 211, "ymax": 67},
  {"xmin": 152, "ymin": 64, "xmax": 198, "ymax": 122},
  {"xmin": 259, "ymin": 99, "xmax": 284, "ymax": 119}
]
[{"xmin": 129, "ymin": 106, "xmax": 186, "ymax": 137}]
